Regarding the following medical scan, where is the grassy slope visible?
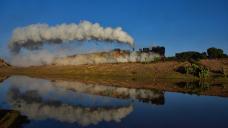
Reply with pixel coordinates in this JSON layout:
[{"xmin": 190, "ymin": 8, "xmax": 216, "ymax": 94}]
[
  {"xmin": 1, "ymin": 61, "xmax": 192, "ymax": 78},
  {"xmin": 0, "ymin": 59, "xmax": 228, "ymax": 83},
  {"xmin": 1, "ymin": 59, "xmax": 228, "ymax": 97}
]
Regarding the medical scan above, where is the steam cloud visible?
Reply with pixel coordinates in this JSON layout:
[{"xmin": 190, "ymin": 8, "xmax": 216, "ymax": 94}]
[
  {"xmin": 8, "ymin": 21, "xmax": 134, "ymax": 53},
  {"xmin": 7, "ymin": 20, "xmax": 161, "ymax": 67}
]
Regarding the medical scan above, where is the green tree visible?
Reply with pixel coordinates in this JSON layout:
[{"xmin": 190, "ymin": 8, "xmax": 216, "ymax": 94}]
[
  {"xmin": 207, "ymin": 47, "xmax": 224, "ymax": 58},
  {"xmin": 175, "ymin": 51, "xmax": 206, "ymax": 61}
]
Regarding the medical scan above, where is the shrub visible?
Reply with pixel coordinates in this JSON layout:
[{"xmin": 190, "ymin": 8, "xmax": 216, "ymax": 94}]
[
  {"xmin": 183, "ymin": 64, "xmax": 209, "ymax": 78},
  {"xmin": 207, "ymin": 47, "xmax": 224, "ymax": 58},
  {"xmin": 175, "ymin": 51, "xmax": 207, "ymax": 61},
  {"xmin": 198, "ymin": 67, "xmax": 209, "ymax": 79}
]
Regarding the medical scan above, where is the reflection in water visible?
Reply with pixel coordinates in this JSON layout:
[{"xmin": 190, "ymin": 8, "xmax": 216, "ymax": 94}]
[
  {"xmin": 7, "ymin": 76, "xmax": 164, "ymax": 105},
  {"xmin": 0, "ymin": 109, "xmax": 29, "ymax": 128},
  {"xmin": 0, "ymin": 75, "xmax": 9, "ymax": 83},
  {"xmin": 7, "ymin": 88, "xmax": 133, "ymax": 126},
  {"xmin": 52, "ymin": 80, "xmax": 164, "ymax": 105},
  {"xmin": 2, "ymin": 76, "xmax": 165, "ymax": 126},
  {"xmin": 176, "ymin": 81, "xmax": 210, "ymax": 89},
  {"xmin": 1, "ymin": 76, "xmax": 228, "ymax": 128},
  {"xmin": 175, "ymin": 81, "xmax": 223, "ymax": 94}
]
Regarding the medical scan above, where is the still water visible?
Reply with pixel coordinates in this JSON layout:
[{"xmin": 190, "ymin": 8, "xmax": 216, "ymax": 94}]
[{"xmin": 0, "ymin": 76, "xmax": 228, "ymax": 128}]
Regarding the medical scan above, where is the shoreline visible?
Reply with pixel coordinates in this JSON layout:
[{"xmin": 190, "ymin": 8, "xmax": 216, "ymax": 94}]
[
  {"xmin": 1, "ymin": 59, "xmax": 228, "ymax": 83},
  {"xmin": 1, "ymin": 59, "xmax": 228, "ymax": 98}
]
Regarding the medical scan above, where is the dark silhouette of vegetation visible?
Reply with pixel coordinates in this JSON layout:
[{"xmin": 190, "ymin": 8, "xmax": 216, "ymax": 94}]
[
  {"xmin": 136, "ymin": 46, "xmax": 227, "ymax": 62},
  {"xmin": 175, "ymin": 51, "xmax": 207, "ymax": 61},
  {"xmin": 207, "ymin": 47, "xmax": 225, "ymax": 58},
  {"xmin": 167, "ymin": 47, "xmax": 227, "ymax": 62},
  {"xmin": 176, "ymin": 81, "xmax": 210, "ymax": 94}
]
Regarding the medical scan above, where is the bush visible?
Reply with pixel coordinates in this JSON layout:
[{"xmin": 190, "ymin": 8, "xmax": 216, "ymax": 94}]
[
  {"xmin": 184, "ymin": 64, "xmax": 209, "ymax": 78},
  {"xmin": 198, "ymin": 67, "xmax": 209, "ymax": 79},
  {"xmin": 175, "ymin": 51, "xmax": 207, "ymax": 61},
  {"xmin": 207, "ymin": 47, "xmax": 224, "ymax": 58}
]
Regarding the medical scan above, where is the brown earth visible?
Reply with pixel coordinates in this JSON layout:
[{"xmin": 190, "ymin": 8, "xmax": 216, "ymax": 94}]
[
  {"xmin": 0, "ymin": 59, "xmax": 228, "ymax": 97},
  {"xmin": 1, "ymin": 59, "xmax": 228, "ymax": 81},
  {"xmin": 199, "ymin": 58, "xmax": 228, "ymax": 73}
]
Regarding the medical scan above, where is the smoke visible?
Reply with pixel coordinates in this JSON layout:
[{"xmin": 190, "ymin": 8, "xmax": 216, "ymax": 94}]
[
  {"xmin": 9, "ymin": 50, "xmax": 58, "ymax": 67},
  {"xmin": 7, "ymin": 20, "xmax": 161, "ymax": 67},
  {"xmin": 53, "ymin": 51, "xmax": 161, "ymax": 66},
  {"xmin": 8, "ymin": 20, "xmax": 134, "ymax": 53},
  {"xmin": 8, "ymin": 50, "xmax": 161, "ymax": 67},
  {"xmin": 7, "ymin": 88, "xmax": 133, "ymax": 126}
]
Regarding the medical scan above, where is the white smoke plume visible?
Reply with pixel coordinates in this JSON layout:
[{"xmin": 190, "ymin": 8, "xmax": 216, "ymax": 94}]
[
  {"xmin": 53, "ymin": 51, "xmax": 161, "ymax": 66},
  {"xmin": 7, "ymin": 20, "xmax": 162, "ymax": 67},
  {"xmin": 9, "ymin": 50, "xmax": 58, "ymax": 67},
  {"xmin": 8, "ymin": 50, "xmax": 161, "ymax": 67},
  {"xmin": 8, "ymin": 20, "xmax": 134, "ymax": 53}
]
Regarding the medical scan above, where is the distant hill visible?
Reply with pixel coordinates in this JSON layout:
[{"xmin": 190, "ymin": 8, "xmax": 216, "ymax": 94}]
[{"xmin": 0, "ymin": 58, "xmax": 10, "ymax": 67}]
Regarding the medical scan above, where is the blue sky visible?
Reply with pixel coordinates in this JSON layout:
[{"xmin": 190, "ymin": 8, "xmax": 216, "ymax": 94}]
[{"xmin": 0, "ymin": 0, "xmax": 228, "ymax": 57}]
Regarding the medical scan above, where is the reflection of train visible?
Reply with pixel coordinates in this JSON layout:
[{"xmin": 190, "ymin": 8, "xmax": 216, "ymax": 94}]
[
  {"xmin": 7, "ymin": 76, "xmax": 165, "ymax": 105},
  {"xmin": 7, "ymin": 88, "xmax": 133, "ymax": 126},
  {"xmin": 3, "ymin": 76, "xmax": 166, "ymax": 126},
  {"xmin": 52, "ymin": 80, "xmax": 165, "ymax": 105}
]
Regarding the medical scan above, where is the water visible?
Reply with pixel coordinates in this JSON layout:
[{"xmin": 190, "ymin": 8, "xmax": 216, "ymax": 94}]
[{"xmin": 0, "ymin": 76, "xmax": 228, "ymax": 128}]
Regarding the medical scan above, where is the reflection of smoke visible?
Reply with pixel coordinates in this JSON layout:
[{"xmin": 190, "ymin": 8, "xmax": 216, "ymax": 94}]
[
  {"xmin": 7, "ymin": 76, "xmax": 164, "ymax": 105},
  {"xmin": 7, "ymin": 89, "xmax": 133, "ymax": 126},
  {"xmin": 53, "ymin": 51, "xmax": 161, "ymax": 66},
  {"xmin": 53, "ymin": 80, "xmax": 164, "ymax": 105},
  {"xmin": 8, "ymin": 21, "xmax": 134, "ymax": 53}
]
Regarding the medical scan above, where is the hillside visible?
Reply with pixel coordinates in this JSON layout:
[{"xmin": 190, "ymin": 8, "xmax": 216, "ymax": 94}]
[{"xmin": 1, "ymin": 58, "xmax": 228, "ymax": 84}]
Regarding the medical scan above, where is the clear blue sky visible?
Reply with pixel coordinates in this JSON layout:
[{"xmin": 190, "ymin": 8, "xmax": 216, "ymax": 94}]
[{"xmin": 0, "ymin": 0, "xmax": 228, "ymax": 57}]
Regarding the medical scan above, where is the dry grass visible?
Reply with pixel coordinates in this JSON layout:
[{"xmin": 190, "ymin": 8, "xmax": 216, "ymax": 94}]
[
  {"xmin": 1, "ymin": 58, "xmax": 228, "ymax": 82},
  {"xmin": 199, "ymin": 59, "xmax": 228, "ymax": 72},
  {"xmin": 1, "ymin": 59, "xmax": 228, "ymax": 97}
]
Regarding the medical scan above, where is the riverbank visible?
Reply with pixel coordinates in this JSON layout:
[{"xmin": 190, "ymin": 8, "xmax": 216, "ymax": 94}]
[
  {"xmin": 1, "ymin": 59, "xmax": 228, "ymax": 97},
  {"xmin": 1, "ymin": 58, "xmax": 228, "ymax": 83}
]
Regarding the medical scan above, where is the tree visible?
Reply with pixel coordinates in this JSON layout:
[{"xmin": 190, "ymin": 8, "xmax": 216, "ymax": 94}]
[
  {"xmin": 175, "ymin": 51, "xmax": 206, "ymax": 61},
  {"xmin": 207, "ymin": 47, "xmax": 224, "ymax": 58}
]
